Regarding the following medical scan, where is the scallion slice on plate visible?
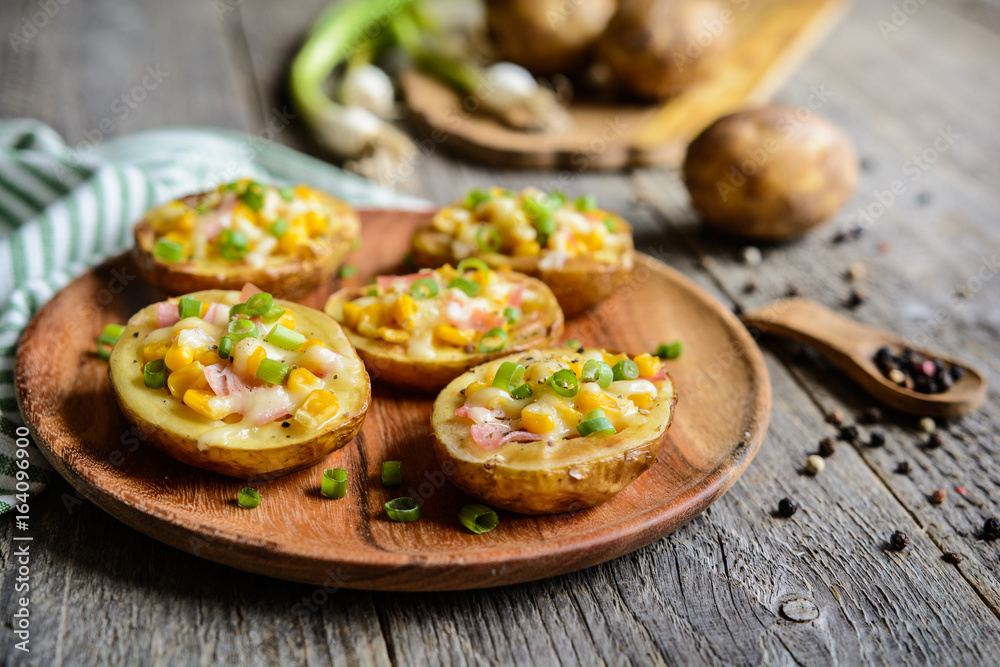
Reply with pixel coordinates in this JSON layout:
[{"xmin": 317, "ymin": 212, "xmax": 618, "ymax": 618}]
[
  {"xmin": 322, "ymin": 468, "xmax": 348, "ymax": 499},
  {"xmin": 459, "ymin": 504, "xmax": 499, "ymax": 534},
  {"xmin": 238, "ymin": 487, "xmax": 262, "ymax": 509},
  {"xmin": 385, "ymin": 497, "xmax": 420, "ymax": 522},
  {"xmin": 382, "ymin": 460, "xmax": 402, "ymax": 486}
]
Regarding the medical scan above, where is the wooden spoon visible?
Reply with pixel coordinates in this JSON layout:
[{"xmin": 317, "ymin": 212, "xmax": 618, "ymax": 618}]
[{"xmin": 741, "ymin": 298, "xmax": 986, "ymax": 417}]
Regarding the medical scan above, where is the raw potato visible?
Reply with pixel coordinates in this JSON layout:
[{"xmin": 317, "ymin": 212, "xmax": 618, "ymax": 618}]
[
  {"xmin": 410, "ymin": 214, "xmax": 635, "ymax": 318},
  {"xmin": 683, "ymin": 105, "xmax": 859, "ymax": 240},
  {"xmin": 109, "ymin": 290, "xmax": 370, "ymax": 479},
  {"xmin": 431, "ymin": 349, "xmax": 678, "ymax": 514},
  {"xmin": 133, "ymin": 191, "xmax": 359, "ymax": 300},
  {"xmin": 598, "ymin": 0, "xmax": 732, "ymax": 99},
  {"xmin": 486, "ymin": 0, "xmax": 618, "ymax": 75},
  {"xmin": 324, "ymin": 272, "xmax": 564, "ymax": 392}
]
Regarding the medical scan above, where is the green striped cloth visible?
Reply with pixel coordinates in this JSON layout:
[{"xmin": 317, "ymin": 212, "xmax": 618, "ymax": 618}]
[{"xmin": 0, "ymin": 119, "xmax": 428, "ymax": 514}]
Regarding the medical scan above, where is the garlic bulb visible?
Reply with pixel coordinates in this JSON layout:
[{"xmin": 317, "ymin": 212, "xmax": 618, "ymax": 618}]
[{"xmin": 337, "ymin": 64, "xmax": 396, "ymax": 119}]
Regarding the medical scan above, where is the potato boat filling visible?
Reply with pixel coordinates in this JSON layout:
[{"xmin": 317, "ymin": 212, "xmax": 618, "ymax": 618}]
[
  {"xmin": 338, "ymin": 262, "xmax": 548, "ymax": 361},
  {"xmin": 143, "ymin": 179, "xmax": 353, "ymax": 268},
  {"xmin": 430, "ymin": 187, "xmax": 631, "ymax": 270},
  {"xmin": 138, "ymin": 285, "xmax": 347, "ymax": 434},
  {"xmin": 454, "ymin": 350, "xmax": 669, "ymax": 450}
]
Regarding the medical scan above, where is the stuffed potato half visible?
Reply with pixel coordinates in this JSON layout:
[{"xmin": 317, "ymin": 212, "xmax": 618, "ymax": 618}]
[
  {"xmin": 133, "ymin": 180, "xmax": 360, "ymax": 299},
  {"xmin": 109, "ymin": 287, "xmax": 370, "ymax": 479},
  {"xmin": 431, "ymin": 348, "xmax": 678, "ymax": 514},
  {"xmin": 325, "ymin": 262, "xmax": 564, "ymax": 392},
  {"xmin": 410, "ymin": 188, "xmax": 635, "ymax": 317}
]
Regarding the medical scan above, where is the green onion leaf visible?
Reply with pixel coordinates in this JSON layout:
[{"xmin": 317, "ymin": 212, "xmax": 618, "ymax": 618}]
[
  {"xmin": 228, "ymin": 318, "xmax": 259, "ymax": 342},
  {"xmin": 523, "ymin": 195, "xmax": 547, "ymax": 219},
  {"xmin": 503, "ymin": 307, "xmax": 520, "ymax": 325},
  {"xmin": 278, "ymin": 186, "xmax": 295, "ymax": 202},
  {"xmin": 245, "ymin": 292, "xmax": 273, "ymax": 317},
  {"xmin": 492, "ymin": 361, "xmax": 525, "ymax": 393},
  {"xmin": 464, "ymin": 188, "xmax": 492, "ymax": 209},
  {"xmin": 143, "ymin": 359, "xmax": 167, "ymax": 389},
  {"xmin": 154, "ymin": 237, "xmax": 185, "ymax": 263},
  {"xmin": 409, "ymin": 277, "xmax": 440, "ymax": 300},
  {"xmin": 456, "ymin": 258, "xmax": 490, "ymax": 276},
  {"xmin": 575, "ymin": 194, "xmax": 597, "ymax": 212},
  {"xmin": 229, "ymin": 303, "xmax": 248, "ymax": 320},
  {"xmin": 339, "ymin": 264, "xmax": 358, "ymax": 279},
  {"xmin": 366, "ymin": 286, "xmax": 379, "ymax": 297},
  {"xmin": 655, "ymin": 341, "xmax": 683, "ymax": 360},
  {"xmin": 382, "ymin": 460, "xmax": 403, "ymax": 486},
  {"xmin": 217, "ymin": 229, "xmax": 249, "ymax": 260},
  {"xmin": 545, "ymin": 191, "xmax": 567, "ymax": 209},
  {"xmin": 582, "ymin": 360, "xmax": 614, "ymax": 389},
  {"xmin": 238, "ymin": 487, "xmax": 261, "ymax": 508},
  {"xmin": 577, "ymin": 410, "xmax": 616, "ymax": 436},
  {"xmin": 265, "ymin": 324, "xmax": 306, "ymax": 351},
  {"xmin": 95, "ymin": 324, "xmax": 125, "ymax": 360},
  {"xmin": 459, "ymin": 504, "xmax": 499, "ymax": 534},
  {"xmin": 603, "ymin": 216, "xmax": 617, "ymax": 233},
  {"xmin": 256, "ymin": 358, "xmax": 291, "ymax": 385},
  {"xmin": 534, "ymin": 212, "xmax": 556, "ymax": 245},
  {"xmin": 548, "ymin": 368, "xmax": 579, "ymax": 397},
  {"xmin": 218, "ymin": 335, "xmax": 233, "ymax": 360},
  {"xmin": 448, "ymin": 276, "xmax": 479, "ymax": 297},
  {"xmin": 262, "ymin": 304, "xmax": 285, "ymax": 324},
  {"xmin": 476, "ymin": 225, "xmax": 502, "ymax": 253},
  {"xmin": 477, "ymin": 327, "xmax": 508, "ymax": 353},
  {"xmin": 510, "ymin": 383, "xmax": 533, "ymax": 400},
  {"xmin": 613, "ymin": 358, "xmax": 639, "ymax": 381},
  {"xmin": 178, "ymin": 297, "xmax": 203, "ymax": 320},
  {"xmin": 102, "ymin": 323, "xmax": 125, "ymax": 340},
  {"xmin": 269, "ymin": 217, "xmax": 289, "ymax": 237},
  {"xmin": 564, "ymin": 339, "xmax": 581, "ymax": 349},
  {"xmin": 239, "ymin": 181, "xmax": 266, "ymax": 211},
  {"xmin": 321, "ymin": 468, "xmax": 348, "ymax": 499},
  {"xmin": 384, "ymin": 497, "xmax": 420, "ymax": 522}
]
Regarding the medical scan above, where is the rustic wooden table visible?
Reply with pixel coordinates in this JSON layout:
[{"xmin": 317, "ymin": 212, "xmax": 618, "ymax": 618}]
[{"xmin": 2, "ymin": 0, "xmax": 999, "ymax": 664}]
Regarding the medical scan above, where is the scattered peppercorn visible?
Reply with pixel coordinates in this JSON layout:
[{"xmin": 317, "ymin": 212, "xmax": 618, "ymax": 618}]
[
  {"xmin": 845, "ymin": 287, "xmax": 866, "ymax": 309},
  {"xmin": 890, "ymin": 530, "xmax": 910, "ymax": 551},
  {"xmin": 818, "ymin": 437, "xmax": 836, "ymax": 458},
  {"xmin": 869, "ymin": 431, "xmax": 887, "ymax": 448},
  {"xmin": 926, "ymin": 432, "xmax": 944, "ymax": 449},
  {"xmin": 984, "ymin": 518, "xmax": 1000, "ymax": 540},
  {"xmin": 827, "ymin": 410, "xmax": 844, "ymax": 426},
  {"xmin": 806, "ymin": 455, "xmax": 825, "ymax": 475},
  {"xmin": 839, "ymin": 424, "xmax": 859, "ymax": 442},
  {"xmin": 859, "ymin": 407, "xmax": 883, "ymax": 424},
  {"xmin": 732, "ymin": 303, "xmax": 744, "ymax": 316},
  {"xmin": 942, "ymin": 552, "xmax": 963, "ymax": 565},
  {"xmin": 742, "ymin": 280, "xmax": 758, "ymax": 294},
  {"xmin": 895, "ymin": 461, "xmax": 911, "ymax": 474},
  {"xmin": 849, "ymin": 226, "xmax": 865, "ymax": 240},
  {"xmin": 831, "ymin": 231, "xmax": 848, "ymax": 245},
  {"xmin": 785, "ymin": 285, "xmax": 801, "ymax": 298},
  {"xmin": 874, "ymin": 347, "xmax": 963, "ymax": 395},
  {"xmin": 778, "ymin": 498, "xmax": 799, "ymax": 518},
  {"xmin": 931, "ymin": 489, "xmax": 947, "ymax": 504}
]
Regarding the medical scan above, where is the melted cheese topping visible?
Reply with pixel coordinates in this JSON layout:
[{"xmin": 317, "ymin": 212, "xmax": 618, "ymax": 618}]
[{"xmin": 430, "ymin": 187, "xmax": 630, "ymax": 265}]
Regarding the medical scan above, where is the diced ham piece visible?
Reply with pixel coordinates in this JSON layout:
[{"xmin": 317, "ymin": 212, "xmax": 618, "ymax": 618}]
[
  {"xmin": 299, "ymin": 345, "xmax": 342, "ymax": 377},
  {"xmin": 204, "ymin": 363, "xmax": 252, "ymax": 397},
  {"xmin": 469, "ymin": 423, "xmax": 539, "ymax": 450},
  {"xmin": 376, "ymin": 269, "xmax": 434, "ymax": 292},
  {"xmin": 468, "ymin": 310, "xmax": 505, "ymax": 333},
  {"xmin": 499, "ymin": 430, "xmax": 539, "ymax": 444},
  {"xmin": 239, "ymin": 282, "xmax": 265, "ymax": 302},
  {"xmin": 454, "ymin": 405, "xmax": 470, "ymax": 418},
  {"xmin": 157, "ymin": 301, "xmax": 180, "ymax": 328},
  {"xmin": 649, "ymin": 366, "xmax": 668, "ymax": 381},
  {"xmin": 455, "ymin": 405, "xmax": 504, "ymax": 424},
  {"xmin": 244, "ymin": 387, "xmax": 292, "ymax": 426},
  {"xmin": 508, "ymin": 283, "xmax": 525, "ymax": 308},
  {"xmin": 206, "ymin": 302, "xmax": 231, "ymax": 326}
]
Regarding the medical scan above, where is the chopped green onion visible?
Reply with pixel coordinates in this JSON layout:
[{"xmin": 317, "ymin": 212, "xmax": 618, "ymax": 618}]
[
  {"xmin": 223, "ymin": 181, "xmax": 241, "ymax": 192},
  {"xmin": 510, "ymin": 383, "xmax": 533, "ymax": 400},
  {"xmin": 238, "ymin": 487, "xmax": 261, "ymax": 508},
  {"xmin": 262, "ymin": 304, "xmax": 285, "ymax": 324},
  {"xmin": 269, "ymin": 217, "xmax": 288, "ymax": 237},
  {"xmin": 464, "ymin": 188, "xmax": 492, "ymax": 209},
  {"xmin": 382, "ymin": 460, "xmax": 403, "ymax": 486},
  {"xmin": 95, "ymin": 324, "xmax": 125, "ymax": 359},
  {"xmin": 478, "ymin": 327, "xmax": 508, "ymax": 353},
  {"xmin": 239, "ymin": 181, "xmax": 266, "ymax": 211},
  {"xmin": 582, "ymin": 360, "xmax": 614, "ymax": 389},
  {"xmin": 366, "ymin": 286, "xmax": 379, "ymax": 297},
  {"xmin": 228, "ymin": 318, "xmax": 259, "ymax": 342},
  {"xmin": 229, "ymin": 303, "xmax": 248, "ymax": 320},
  {"xmin": 195, "ymin": 201, "xmax": 211, "ymax": 214},
  {"xmin": 655, "ymin": 341, "xmax": 683, "ymax": 360},
  {"xmin": 548, "ymin": 369, "xmax": 579, "ymax": 397},
  {"xmin": 218, "ymin": 335, "xmax": 233, "ymax": 359},
  {"xmin": 278, "ymin": 186, "xmax": 295, "ymax": 201},
  {"xmin": 476, "ymin": 225, "xmax": 502, "ymax": 253},
  {"xmin": 534, "ymin": 212, "xmax": 556, "ymax": 244},
  {"xmin": 459, "ymin": 504, "xmax": 499, "ymax": 534},
  {"xmin": 492, "ymin": 362, "xmax": 525, "ymax": 393},
  {"xmin": 603, "ymin": 216, "xmax": 617, "ymax": 233},
  {"xmin": 409, "ymin": 277, "xmax": 440, "ymax": 300},
  {"xmin": 256, "ymin": 358, "xmax": 291, "ymax": 385},
  {"xmin": 577, "ymin": 410, "xmax": 616, "ymax": 436},
  {"xmin": 102, "ymin": 323, "xmax": 125, "ymax": 340},
  {"xmin": 265, "ymin": 324, "xmax": 305, "ymax": 351},
  {"xmin": 384, "ymin": 497, "xmax": 420, "ymax": 522},
  {"xmin": 456, "ymin": 258, "xmax": 490, "ymax": 276},
  {"xmin": 523, "ymin": 195, "xmax": 547, "ymax": 219},
  {"xmin": 575, "ymin": 194, "xmax": 597, "ymax": 212},
  {"xmin": 503, "ymin": 307, "xmax": 520, "ymax": 325},
  {"xmin": 178, "ymin": 297, "xmax": 203, "ymax": 320},
  {"xmin": 217, "ymin": 229, "xmax": 249, "ymax": 260},
  {"xmin": 245, "ymin": 292, "xmax": 273, "ymax": 317},
  {"xmin": 448, "ymin": 276, "xmax": 479, "ymax": 297},
  {"xmin": 143, "ymin": 359, "xmax": 167, "ymax": 389},
  {"xmin": 546, "ymin": 191, "xmax": 567, "ymax": 209},
  {"xmin": 613, "ymin": 358, "xmax": 639, "ymax": 381},
  {"xmin": 339, "ymin": 264, "xmax": 358, "ymax": 279},
  {"xmin": 321, "ymin": 468, "xmax": 348, "ymax": 499},
  {"xmin": 154, "ymin": 237, "xmax": 185, "ymax": 263},
  {"xmin": 564, "ymin": 339, "xmax": 581, "ymax": 349}
]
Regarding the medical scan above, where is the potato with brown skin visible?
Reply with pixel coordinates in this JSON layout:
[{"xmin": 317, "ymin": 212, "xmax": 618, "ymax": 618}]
[
  {"xmin": 683, "ymin": 106, "xmax": 859, "ymax": 240},
  {"xmin": 431, "ymin": 348, "xmax": 678, "ymax": 514},
  {"xmin": 133, "ymin": 182, "xmax": 359, "ymax": 300},
  {"xmin": 485, "ymin": 0, "xmax": 618, "ymax": 75},
  {"xmin": 109, "ymin": 290, "xmax": 370, "ymax": 479},
  {"xmin": 597, "ymin": 0, "xmax": 732, "ymax": 100}
]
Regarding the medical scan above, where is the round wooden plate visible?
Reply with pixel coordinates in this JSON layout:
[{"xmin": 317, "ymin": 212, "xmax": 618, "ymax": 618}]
[{"xmin": 15, "ymin": 210, "xmax": 770, "ymax": 591}]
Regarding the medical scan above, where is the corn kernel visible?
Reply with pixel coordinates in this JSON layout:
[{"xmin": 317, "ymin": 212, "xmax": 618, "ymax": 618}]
[
  {"xmin": 182, "ymin": 389, "xmax": 228, "ymax": 420},
  {"xmin": 437, "ymin": 264, "xmax": 458, "ymax": 281},
  {"xmin": 294, "ymin": 185, "xmax": 317, "ymax": 201},
  {"xmin": 521, "ymin": 407, "xmax": 555, "ymax": 434},
  {"xmin": 300, "ymin": 338, "xmax": 326, "ymax": 351},
  {"xmin": 168, "ymin": 361, "xmax": 207, "ymax": 399},
  {"xmin": 634, "ymin": 353, "xmax": 662, "ymax": 378},
  {"xmin": 580, "ymin": 229, "xmax": 604, "ymax": 251},
  {"xmin": 360, "ymin": 303, "xmax": 388, "ymax": 328},
  {"xmin": 434, "ymin": 324, "xmax": 473, "ymax": 347},
  {"xmin": 602, "ymin": 351, "xmax": 628, "ymax": 368},
  {"xmin": 142, "ymin": 341, "xmax": 170, "ymax": 363},
  {"xmin": 278, "ymin": 228, "xmax": 305, "ymax": 254},
  {"xmin": 294, "ymin": 389, "xmax": 340, "ymax": 430},
  {"xmin": 577, "ymin": 387, "xmax": 619, "ymax": 416},
  {"xmin": 246, "ymin": 346, "xmax": 267, "ymax": 377},
  {"xmin": 378, "ymin": 327, "xmax": 410, "ymax": 344},
  {"xmin": 278, "ymin": 310, "xmax": 296, "ymax": 330},
  {"xmin": 174, "ymin": 211, "xmax": 196, "ymax": 232},
  {"xmin": 513, "ymin": 241, "xmax": 541, "ymax": 257},
  {"xmin": 341, "ymin": 302, "xmax": 363, "ymax": 329},
  {"xmin": 195, "ymin": 348, "xmax": 220, "ymax": 366},
  {"xmin": 630, "ymin": 392, "xmax": 652, "ymax": 408},
  {"xmin": 164, "ymin": 343, "xmax": 195, "ymax": 372},
  {"xmin": 303, "ymin": 211, "xmax": 327, "ymax": 236},
  {"xmin": 465, "ymin": 380, "xmax": 488, "ymax": 395},
  {"xmin": 391, "ymin": 294, "xmax": 416, "ymax": 330},
  {"xmin": 287, "ymin": 367, "xmax": 323, "ymax": 394}
]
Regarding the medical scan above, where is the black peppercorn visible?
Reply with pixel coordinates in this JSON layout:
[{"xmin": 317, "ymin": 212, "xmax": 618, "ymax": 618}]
[
  {"xmin": 859, "ymin": 407, "xmax": 883, "ymax": 424},
  {"xmin": 869, "ymin": 431, "xmax": 886, "ymax": 447},
  {"xmin": 890, "ymin": 530, "xmax": 910, "ymax": 551},
  {"xmin": 926, "ymin": 432, "xmax": 944, "ymax": 449},
  {"xmin": 732, "ymin": 303, "xmax": 744, "ymax": 316},
  {"xmin": 942, "ymin": 552, "xmax": 963, "ymax": 565},
  {"xmin": 777, "ymin": 498, "xmax": 799, "ymax": 518},
  {"xmin": 984, "ymin": 518, "xmax": 1000, "ymax": 540},
  {"xmin": 742, "ymin": 280, "xmax": 757, "ymax": 294},
  {"xmin": 818, "ymin": 437, "xmax": 836, "ymax": 458},
  {"xmin": 845, "ymin": 288, "xmax": 866, "ymax": 309},
  {"xmin": 785, "ymin": 285, "xmax": 801, "ymax": 298},
  {"xmin": 827, "ymin": 410, "xmax": 844, "ymax": 426},
  {"xmin": 839, "ymin": 424, "xmax": 859, "ymax": 442},
  {"xmin": 895, "ymin": 461, "xmax": 911, "ymax": 474},
  {"xmin": 831, "ymin": 231, "xmax": 848, "ymax": 244},
  {"xmin": 931, "ymin": 489, "xmax": 947, "ymax": 504}
]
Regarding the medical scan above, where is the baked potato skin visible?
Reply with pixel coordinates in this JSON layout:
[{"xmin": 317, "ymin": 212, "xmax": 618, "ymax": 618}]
[
  {"xmin": 598, "ymin": 0, "xmax": 732, "ymax": 99},
  {"xmin": 132, "ymin": 193, "xmax": 359, "ymax": 300},
  {"xmin": 409, "ymin": 219, "xmax": 635, "ymax": 318},
  {"xmin": 683, "ymin": 106, "xmax": 859, "ymax": 240},
  {"xmin": 431, "ymin": 350, "xmax": 678, "ymax": 514},
  {"xmin": 109, "ymin": 290, "xmax": 371, "ymax": 479},
  {"xmin": 324, "ymin": 274, "xmax": 565, "ymax": 392}
]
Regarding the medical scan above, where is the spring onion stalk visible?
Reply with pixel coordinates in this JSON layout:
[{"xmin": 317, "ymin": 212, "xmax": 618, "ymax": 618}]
[
  {"xmin": 603, "ymin": 216, "xmax": 618, "ymax": 233},
  {"xmin": 656, "ymin": 341, "xmax": 683, "ymax": 360},
  {"xmin": 228, "ymin": 319, "xmax": 259, "ymax": 342},
  {"xmin": 278, "ymin": 186, "xmax": 295, "ymax": 202},
  {"xmin": 339, "ymin": 264, "xmax": 358, "ymax": 278},
  {"xmin": 476, "ymin": 225, "xmax": 502, "ymax": 252},
  {"xmin": 456, "ymin": 258, "xmax": 490, "ymax": 275},
  {"xmin": 238, "ymin": 487, "xmax": 262, "ymax": 509},
  {"xmin": 564, "ymin": 339, "xmax": 581, "ymax": 349},
  {"xmin": 230, "ymin": 303, "xmax": 249, "ymax": 320},
  {"xmin": 239, "ymin": 182, "xmax": 266, "ymax": 211},
  {"xmin": 548, "ymin": 369, "xmax": 579, "ymax": 397},
  {"xmin": 478, "ymin": 327, "xmax": 507, "ymax": 353},
  {"xmin": 143, "ymin": 359, "xmax": 167, "ymax": 389},
  {"xmin": 459, "ymin": 504, "xmax": 499, "ymax": 534},
  {"xmin": 245, "ymin": 292, "xmax": 273, "ymax": 317},
  {"xmin": 256, "ymin": 358, "xmax": 291, "ymax": 385},
  {"xmin": 95, "ymin": 324, "xmax": 125, "ymax": 360},
  {"xmin": 385, "ymin": 497, "xmax": 420, "ymax": 522},
  {"xmin": 510, "ymin": 383, "xmax": 533, "ymax": 400},
  {"xmin": 492, "ymin": 362, "xmax": 525, "ymax": 393},
  {"xmin": 322, "ymin": 468, "xmax": 349, "ymax": 499},
  {"xmin": 575, "ymin": 194, "xmax": 597, "ymax": 212},
  {"xmin": 262, "ymin": 305, "xmax": 286, "ymax": 324},
  {"xmin": 265, "ymin": 324, "xmax": 306, "ymax": 351},
  {"xmin": 154, "ymin": 237, "xmax": 185, "ymax": 263},
  {"xmin": 464, "ymin": 189, "xmax": 492, "ymax": 208},
  {"xmin": 382, "ymin": 460, "xmax": 403, "ymax": 486},
  {"xmin": 503, "ymin": 307, "xmax": 520, "ymax": 325},
  {"xmin": 448, "ymin": 276, "xmax": 479, "ymax": 297},
  {"xmin": 178, "ymin": 297, "xmax": 203, "ymax": 320},
  {"xmin": 577, "ymin": 410, "xmax": 616, "ymax": 437},
  {"xmin": 409, "ymin": 277, "xmax": 439, "ymax": 300},
  {"xmin": 582, "ymin": 360, "xmax": 613, "ymax": 389},
  {"xmin": 217, "ymin": 229, "xmax": 249, "ymax": 260},
  {"xmin": 613, "ymin": 358, "xmax": 639, "ymax": 382},
  {"xmin": 218, "ymin": 335, "xmax": 233, "ymax": 360},
  {"xmin": 290, "ymin": 0, "xmax": 417, "ymax": 184}
]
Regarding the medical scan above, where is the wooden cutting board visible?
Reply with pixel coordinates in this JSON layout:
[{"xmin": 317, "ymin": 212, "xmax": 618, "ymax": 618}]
[
  {"xmin": 15, "ymin": 209, "xmax": 770, "ymax": 591},
  {"xmin": 401, "ymin": 0, "xmax": 849, "ymax": 169}
]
